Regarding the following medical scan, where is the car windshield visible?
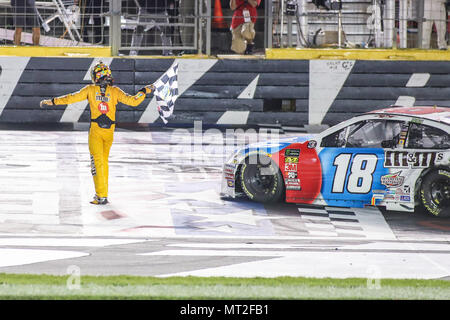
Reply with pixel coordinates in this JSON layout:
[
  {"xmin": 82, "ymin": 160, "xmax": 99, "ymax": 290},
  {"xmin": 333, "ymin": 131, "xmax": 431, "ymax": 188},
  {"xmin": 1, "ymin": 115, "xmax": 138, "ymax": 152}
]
[
  {"xmin": 346, "ymin": 120, "xmax": 403, "ymax": 148},
  {"xmin": 321, "ymin": 127, "xmax": 347, "ymax": 147}
]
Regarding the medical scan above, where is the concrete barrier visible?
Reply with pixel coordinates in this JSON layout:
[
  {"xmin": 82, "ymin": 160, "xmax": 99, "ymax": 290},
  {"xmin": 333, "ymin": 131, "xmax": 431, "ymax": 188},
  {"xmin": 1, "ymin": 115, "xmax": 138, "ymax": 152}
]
[{"xmin": 0, "ymin": 56, "xmax": 448, "ymax": 127}]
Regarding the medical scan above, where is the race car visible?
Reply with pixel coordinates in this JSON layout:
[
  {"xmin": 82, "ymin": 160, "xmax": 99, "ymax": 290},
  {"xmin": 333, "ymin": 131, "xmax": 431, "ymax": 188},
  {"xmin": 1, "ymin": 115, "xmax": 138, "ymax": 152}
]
[{"xmin": 221, "ymin": 106, "xmax": 450, "ymax": 217}]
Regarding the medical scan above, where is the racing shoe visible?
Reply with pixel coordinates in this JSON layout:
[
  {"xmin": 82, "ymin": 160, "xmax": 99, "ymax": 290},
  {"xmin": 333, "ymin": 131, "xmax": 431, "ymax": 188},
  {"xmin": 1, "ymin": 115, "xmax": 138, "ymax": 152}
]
[{"xmin": 90, "ymin": 195, "xmax": 108, "ymax": 205}]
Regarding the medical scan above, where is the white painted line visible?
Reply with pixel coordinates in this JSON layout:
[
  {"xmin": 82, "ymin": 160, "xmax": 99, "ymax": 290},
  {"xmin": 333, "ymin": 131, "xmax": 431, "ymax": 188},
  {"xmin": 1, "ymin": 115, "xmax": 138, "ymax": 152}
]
[
  {"xmin": 343, "ymin": 242, "xmax": 450, "ymax": 252},
  {"xmin": 59, "ymin": 100, "xmax": 89, "ymax": 123},
  {"xmin": 324, "ymin": 207, "xmax": 355, "ymax": 212},
  {"xmin": 238, "ymin": 74, "xmax": 260, "ymax": 99},
  {"xmin": 167, "ymin": 243, "xmax": 338, "ymax": 249},
  {"xmin": 406, "ymin": 73, "xmax": 430, "ymax": 87},
  {"xmin": 0, "ymin": 214, "xmax": 60, "ymax": 224},
  {"xmin": 328, "ymin": 213, "xmax": 357, "ymax": 220},
  {"xmin": 0, "ymin": 238, "xmax": 147, "ymax": 247},
  {"xmin": 304, "ymin": 222, "xmax": 335, "ymax": 230},
  {"xmin": 297, "ymin": 207, "xmax": 328, "ymax": 214},
  {"xmin": 333, "ymin": 226, "xmax": 365, "ymax": 234},
  {"xmin": 160, "ymin": 251, "xmax": 450, "ymax": 279},
  {"xmin": 0, "ymin": 57, "xmax": 30, "ymax": 116},
  {"xmin": 140, "ymin": 250, "xmax": 284, "ymax": 257},
  {"xmin": 308, "ymin": 60, "xmax": 355, "ymax": 125},
  {"xmin": 216, "ymin": 111, "xmax": 250, "ymax": 125},
  {"xmin": 197, "ymin": 225, "xmax": 235, "ymax": 233},
  {"xmin": 0, "ymin": 248, "xmax": 88, "ymax": 268},
  {"xmin": 352, "ymin": 208, "xmax": 396, "ymax": 240},
  {"xmin": 0, "ymin": 232, "xmax": 448, "ymax": 242},
  {"xmin": 395, "ymin": 96, "xmax": 415, "ymax": 107},
  {"xmin": 331, "ymin": 218, "xmax": 360, "ymax": 225},
  {"xmin": 300, "ymin": 215, "xmax": 331, "ymax": 222},
  {"xmin": 137, "ymin": 97, "xmax": 160, "ymax": 124},
  {"xmin": 410, "ymin": 246, "xmax": 450, "ymax": 275},
  {"xmin": 308, "ymin": 230, "xmax": 338, "ymax": 237}
]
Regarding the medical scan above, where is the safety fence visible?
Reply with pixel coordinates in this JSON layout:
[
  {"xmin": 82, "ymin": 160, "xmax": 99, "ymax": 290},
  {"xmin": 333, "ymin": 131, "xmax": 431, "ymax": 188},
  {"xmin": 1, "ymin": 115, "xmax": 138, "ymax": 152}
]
[
  {"xmin": 0, "ymin": 56, "xmax": 449, "ymax": 127},
  {"xmin": 0, "ymin": 1, "xmax": 449, "ymax": 56}
]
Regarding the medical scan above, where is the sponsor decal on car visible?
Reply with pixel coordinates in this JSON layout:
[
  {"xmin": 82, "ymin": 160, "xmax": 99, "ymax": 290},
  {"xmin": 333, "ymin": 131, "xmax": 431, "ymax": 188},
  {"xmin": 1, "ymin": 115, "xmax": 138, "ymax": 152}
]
[
  {"xmin": 285, "ymin": 149, "xmax": 300, "ymax": 157},
  {"xmin": 400, "ymin": 195, "xmax": 411, "ymax": 202},
  {"xmin": 307, "ymin": 140, "xmax": 317, "ymax": 149},
  {"xmin": 224, "ymin": 173, "xmax": 235, "ymax": 180},
  {"xmin": 371, "ymin": 193, "xmax": 384, "ymax": 205},
  {"xmin": 286, "ymin": 178, "xmax": 301, "ymax": 190},
  {"xmin": 384, "ymin": 151, "xmax": 444, "ymax": 168},
  {"xmin": 285, "ymin": 157, "xmax": 299, "ymax": 163},
  {"xmin": 381, "ymin": 171, "xmax": 405, "ymax": 187},
  {"xmin": 384, "ymin": 194, "xmax": 395, "ymax": 200},
  {"xmin": 224, "ymin": 164, "xmax": 236, "ymax": 175},
  {"xmin": 395, "ymin": 186, "xmax": 410, "ymax": 196},
  {"xmin": 227, "ymin": 180, "xmax": 235, "ymax": 188},
  {"xmin": 285, "ymin": 163, "xmax": 297, "ymax": 172},
  {"xmin": 287, "ymin": 171, "xmax": 298, "ymax": 179}
]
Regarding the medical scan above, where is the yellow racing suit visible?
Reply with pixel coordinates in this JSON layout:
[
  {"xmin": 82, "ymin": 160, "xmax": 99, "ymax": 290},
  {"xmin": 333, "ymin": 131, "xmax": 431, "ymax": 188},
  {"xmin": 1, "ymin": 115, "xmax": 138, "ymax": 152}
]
[{"xmin": 53, "ymin": 84, "xmax": 149, "ymax": 199}]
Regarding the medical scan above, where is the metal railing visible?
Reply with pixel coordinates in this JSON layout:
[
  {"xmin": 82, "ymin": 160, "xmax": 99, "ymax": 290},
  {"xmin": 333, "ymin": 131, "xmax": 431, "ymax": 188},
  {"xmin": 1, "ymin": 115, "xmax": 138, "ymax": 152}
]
[
  {"xmin": 115, "ymin": 0, "xmax": 208, "ymax": 55},
  {"xmin": 273, "ymin": 0, "xmax": 450, "ymax": 50},
  {"xmin": 0, "ymin": 0, "xmax": 449, "ymax": 54}
]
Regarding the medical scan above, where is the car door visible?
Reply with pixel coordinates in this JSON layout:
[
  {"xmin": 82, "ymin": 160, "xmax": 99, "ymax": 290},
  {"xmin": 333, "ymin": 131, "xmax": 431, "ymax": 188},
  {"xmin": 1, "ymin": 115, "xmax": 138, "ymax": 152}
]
[{"xmin": 318, "ymin": 119, "xmax": 405, "ymax": 208}]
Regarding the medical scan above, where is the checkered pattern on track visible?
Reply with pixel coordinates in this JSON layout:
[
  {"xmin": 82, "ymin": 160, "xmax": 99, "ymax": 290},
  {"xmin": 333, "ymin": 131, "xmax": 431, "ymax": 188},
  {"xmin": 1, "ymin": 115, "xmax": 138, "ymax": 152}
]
[{"xmin": 296, "ymin": 205, "xmax": 366, "ymax": 238}]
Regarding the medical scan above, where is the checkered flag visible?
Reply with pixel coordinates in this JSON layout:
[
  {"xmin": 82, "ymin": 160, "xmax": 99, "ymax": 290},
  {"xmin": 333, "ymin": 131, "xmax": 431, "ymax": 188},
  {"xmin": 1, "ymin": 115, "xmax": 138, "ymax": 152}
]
[{"xmin": 153, "ymin": 61, "xmax": 179, "ymax": 124}]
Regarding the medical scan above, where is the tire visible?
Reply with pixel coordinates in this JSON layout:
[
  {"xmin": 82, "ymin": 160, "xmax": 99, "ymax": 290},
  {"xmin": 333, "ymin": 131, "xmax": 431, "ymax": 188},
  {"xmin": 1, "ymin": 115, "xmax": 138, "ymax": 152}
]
[
  {"xmin": 239, "ymin": 154, "xmax": 284, "ymax": 203},
  {"xmin": 419, "ymin": 169, "xmax": 450, "ymax": 218}
]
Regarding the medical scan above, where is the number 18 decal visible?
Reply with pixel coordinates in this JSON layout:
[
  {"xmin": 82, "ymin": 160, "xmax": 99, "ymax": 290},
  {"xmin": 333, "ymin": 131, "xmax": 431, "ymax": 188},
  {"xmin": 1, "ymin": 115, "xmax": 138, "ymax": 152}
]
[{"xmin": 332, "ymin": 153, "xmax": 378, "ymax": 194}]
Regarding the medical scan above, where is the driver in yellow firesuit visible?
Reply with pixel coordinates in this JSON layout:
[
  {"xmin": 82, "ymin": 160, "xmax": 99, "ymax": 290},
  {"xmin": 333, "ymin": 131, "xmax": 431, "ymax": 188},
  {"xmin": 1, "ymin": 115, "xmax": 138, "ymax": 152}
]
[{"xmin": 40, "ymin": 62, "xmax": 154, "ymax": 205}]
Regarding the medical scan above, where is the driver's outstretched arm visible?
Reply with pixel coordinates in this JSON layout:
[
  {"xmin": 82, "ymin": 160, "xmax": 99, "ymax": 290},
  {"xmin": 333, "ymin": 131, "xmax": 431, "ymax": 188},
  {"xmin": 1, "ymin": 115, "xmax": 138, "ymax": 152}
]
[{"xmin": 40, "ymin": 85, "xmax": 90, "ymax": 107}]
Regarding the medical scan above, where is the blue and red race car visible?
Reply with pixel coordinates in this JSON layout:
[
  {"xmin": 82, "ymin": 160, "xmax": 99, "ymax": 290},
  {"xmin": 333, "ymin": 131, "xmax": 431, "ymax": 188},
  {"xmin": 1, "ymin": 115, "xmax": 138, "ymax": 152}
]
[{"xmin": 221, "ymin": 107, "xmax": 450, "ymax": 217}]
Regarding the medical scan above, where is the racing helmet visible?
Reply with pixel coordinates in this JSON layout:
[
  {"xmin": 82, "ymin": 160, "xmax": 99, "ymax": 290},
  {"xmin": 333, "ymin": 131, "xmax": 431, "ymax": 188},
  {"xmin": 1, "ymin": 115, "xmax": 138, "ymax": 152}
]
[{"xmin": 91, "ymin": 62, "xmax": 113, "ymax": 85}]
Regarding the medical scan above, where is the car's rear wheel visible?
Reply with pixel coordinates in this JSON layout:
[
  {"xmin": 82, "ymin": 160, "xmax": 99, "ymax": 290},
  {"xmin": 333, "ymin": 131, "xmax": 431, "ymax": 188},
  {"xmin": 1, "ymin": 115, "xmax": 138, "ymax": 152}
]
[
  {"xmin": 239, "ymin": 154, "xmax": 284, "ymax": 203},
  {"xmin": 419, "ymin": 169, "xmax": 450, "ymax": 218}
]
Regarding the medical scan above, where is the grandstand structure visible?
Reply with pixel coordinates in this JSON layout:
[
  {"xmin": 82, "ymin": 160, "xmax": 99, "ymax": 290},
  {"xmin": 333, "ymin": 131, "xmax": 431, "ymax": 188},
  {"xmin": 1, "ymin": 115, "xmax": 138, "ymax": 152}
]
[{"xmin": 0, "ymin": 0, "xmax": 446, "ymax": 55}]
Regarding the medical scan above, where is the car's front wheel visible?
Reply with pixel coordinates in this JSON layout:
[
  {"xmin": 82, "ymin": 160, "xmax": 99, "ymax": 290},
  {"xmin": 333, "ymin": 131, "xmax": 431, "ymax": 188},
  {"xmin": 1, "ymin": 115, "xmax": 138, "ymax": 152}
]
[
  {"xmin": 239, "ymin": 154, "xmax": 284, "ymax": 203},
  {"xmin": 419, "ymin": 169, "xmax": 450, "ymax": 218}
]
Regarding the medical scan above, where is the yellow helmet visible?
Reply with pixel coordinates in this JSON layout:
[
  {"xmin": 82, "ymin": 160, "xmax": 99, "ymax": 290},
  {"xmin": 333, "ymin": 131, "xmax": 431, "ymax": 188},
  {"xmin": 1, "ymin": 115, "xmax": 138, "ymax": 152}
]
[{"xmin": 91, "ymin": 62, "xmax": 113, "ymax": 84}]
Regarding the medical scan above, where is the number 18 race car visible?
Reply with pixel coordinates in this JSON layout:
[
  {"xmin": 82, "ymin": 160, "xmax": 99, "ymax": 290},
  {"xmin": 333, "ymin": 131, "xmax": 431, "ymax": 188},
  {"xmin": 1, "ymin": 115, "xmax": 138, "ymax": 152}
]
[{"xmin": 221, "ymin": 106, "xmax": 450, "ymax": 217}]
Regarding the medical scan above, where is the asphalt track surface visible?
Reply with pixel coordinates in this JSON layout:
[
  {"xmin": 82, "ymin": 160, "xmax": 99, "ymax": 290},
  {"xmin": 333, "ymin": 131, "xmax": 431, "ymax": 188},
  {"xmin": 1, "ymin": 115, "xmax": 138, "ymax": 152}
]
[{"xmin": 0, "ymin": 126, "xmax": 448, "ymax": 280}]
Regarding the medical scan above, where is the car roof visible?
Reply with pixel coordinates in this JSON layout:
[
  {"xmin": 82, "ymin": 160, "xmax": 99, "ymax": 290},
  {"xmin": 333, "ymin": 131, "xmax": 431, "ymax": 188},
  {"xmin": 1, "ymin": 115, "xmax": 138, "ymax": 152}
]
[{"xmin": 368, "ymin": 106, "xmax": 450, "ymax": 125}]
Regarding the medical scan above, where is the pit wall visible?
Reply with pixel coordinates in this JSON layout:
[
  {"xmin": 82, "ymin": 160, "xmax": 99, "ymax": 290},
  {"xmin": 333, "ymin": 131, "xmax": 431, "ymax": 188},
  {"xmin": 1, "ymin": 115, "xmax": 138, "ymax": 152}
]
[{"xmin": 0, "ymin": 55, "xmax": 449, "ymax": 127}]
